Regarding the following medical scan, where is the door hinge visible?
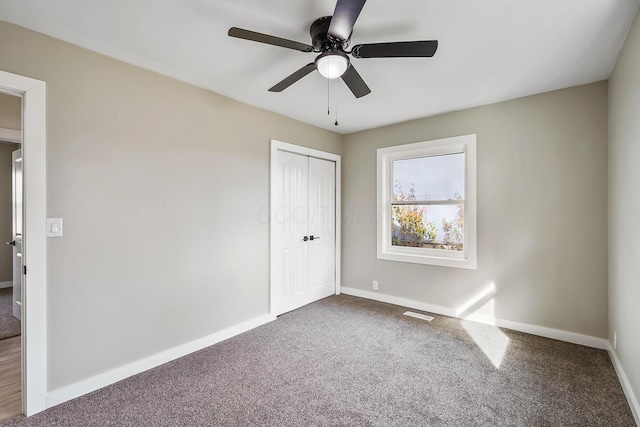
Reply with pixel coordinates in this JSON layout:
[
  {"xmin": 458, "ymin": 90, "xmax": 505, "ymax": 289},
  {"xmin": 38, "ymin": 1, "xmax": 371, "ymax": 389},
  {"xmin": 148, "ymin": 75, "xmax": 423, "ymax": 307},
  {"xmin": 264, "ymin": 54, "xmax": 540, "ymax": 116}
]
[{"xmin": 23, "ymin": 265, "xmax": 26, "ymax": 275}]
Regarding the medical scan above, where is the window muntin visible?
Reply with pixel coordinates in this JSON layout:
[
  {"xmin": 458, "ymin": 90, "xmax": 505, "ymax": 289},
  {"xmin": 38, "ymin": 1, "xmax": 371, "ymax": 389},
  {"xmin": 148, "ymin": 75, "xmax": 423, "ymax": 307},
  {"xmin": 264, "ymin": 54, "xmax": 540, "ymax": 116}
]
[{"xmin": 377, "ymin": 135, "xmax": 476, "ymax": 269}]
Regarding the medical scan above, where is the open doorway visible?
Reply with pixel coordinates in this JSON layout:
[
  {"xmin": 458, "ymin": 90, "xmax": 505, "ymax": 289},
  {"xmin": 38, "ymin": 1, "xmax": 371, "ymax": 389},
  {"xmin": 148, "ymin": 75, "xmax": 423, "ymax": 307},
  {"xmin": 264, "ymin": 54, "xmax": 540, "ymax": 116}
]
[
  {"xmin": 0, "ymin": 69, "xmax": 47, "ymax": 418},
  {"xmin": 0, "ymin": 92, "xmax": 22, "ymax": 422}
]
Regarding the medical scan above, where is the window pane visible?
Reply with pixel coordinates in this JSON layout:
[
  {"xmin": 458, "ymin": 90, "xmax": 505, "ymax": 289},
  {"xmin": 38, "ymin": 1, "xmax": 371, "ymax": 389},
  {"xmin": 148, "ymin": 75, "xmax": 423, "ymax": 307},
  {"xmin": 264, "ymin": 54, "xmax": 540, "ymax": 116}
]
[
  {"xmin": 391, "ymin": 204, "xmax": 463, "ymax": 251},
  {"xmin": 393, "ymin": 153, "xmax": 464, "ymax": 202}
]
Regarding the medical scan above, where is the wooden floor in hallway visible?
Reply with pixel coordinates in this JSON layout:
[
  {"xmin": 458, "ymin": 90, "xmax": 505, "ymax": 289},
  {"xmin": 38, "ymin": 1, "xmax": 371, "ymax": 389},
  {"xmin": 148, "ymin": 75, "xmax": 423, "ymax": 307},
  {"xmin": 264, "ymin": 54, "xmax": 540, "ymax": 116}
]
[{"xmin": 0, "ymin": 336, "xmax": 21, "ymax": 423}]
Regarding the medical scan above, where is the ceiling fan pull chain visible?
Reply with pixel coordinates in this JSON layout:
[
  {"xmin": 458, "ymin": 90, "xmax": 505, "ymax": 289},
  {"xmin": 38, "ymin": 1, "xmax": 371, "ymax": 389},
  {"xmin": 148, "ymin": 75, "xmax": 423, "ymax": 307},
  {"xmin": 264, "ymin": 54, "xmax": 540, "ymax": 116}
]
[
  {"xmin": 327, "ymin": 77, "xmax": 331, "ymax": 115},
  {"xmin": 334, "ymin": 78, "xmax": 339, "ymax": 126}
]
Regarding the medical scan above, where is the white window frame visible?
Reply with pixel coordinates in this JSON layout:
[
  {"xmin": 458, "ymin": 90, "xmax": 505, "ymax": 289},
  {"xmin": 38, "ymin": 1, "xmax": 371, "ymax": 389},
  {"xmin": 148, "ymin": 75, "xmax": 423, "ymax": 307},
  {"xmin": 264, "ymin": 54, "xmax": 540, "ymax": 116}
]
[{"xmin": 377, "ymin": 134, "xmax": 477, "ymax": 269}]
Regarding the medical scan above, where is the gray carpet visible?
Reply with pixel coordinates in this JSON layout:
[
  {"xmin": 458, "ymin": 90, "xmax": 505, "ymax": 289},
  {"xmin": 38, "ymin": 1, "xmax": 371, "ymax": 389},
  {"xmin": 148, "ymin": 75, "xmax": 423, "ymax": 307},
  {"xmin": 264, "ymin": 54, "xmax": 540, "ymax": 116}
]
[
  {"xmin": 0, "ymin": 288, "xmax": 20, "ymax": 340},
  {"xmin": 1, "ymin": 295, "xmax": 635, "ymax": 426}
]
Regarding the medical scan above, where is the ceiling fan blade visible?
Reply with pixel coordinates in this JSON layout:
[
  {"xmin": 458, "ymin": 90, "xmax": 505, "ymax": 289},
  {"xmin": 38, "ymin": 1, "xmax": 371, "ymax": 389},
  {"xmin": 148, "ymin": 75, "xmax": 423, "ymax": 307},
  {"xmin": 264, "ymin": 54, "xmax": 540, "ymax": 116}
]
[
  {"xmin": 341, "ymin": 65, "xmax": 371, "ymax": 98},
  {"xmin": 269, "ymin": 63, "xmax": 317, "ymax": 92},
  {"xmin": 228, "ymin": 27, "xmax": 314, "ymax": 53},
  {"xmin": 351, "ymin": 40, "xmax": 438, "ymax": 58},
  {"xmin": 328, "ymin": 0, "xmax": 367, "ymax": 42}
]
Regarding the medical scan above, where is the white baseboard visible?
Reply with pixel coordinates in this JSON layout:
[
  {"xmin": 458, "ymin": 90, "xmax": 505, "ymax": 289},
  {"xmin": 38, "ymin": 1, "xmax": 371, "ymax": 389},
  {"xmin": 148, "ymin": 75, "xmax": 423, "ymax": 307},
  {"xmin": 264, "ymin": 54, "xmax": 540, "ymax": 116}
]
[
  {"xmin": 340, "ymin": 287, "xmax": 608, "ymax": 350},
  {"xmin": 0, "ymin": 281, "xmax": 12, "ymax": 289},
  {"xmin": 608, "ymin": 342, "xmax": 640, "ymax": 426},
  {"xmin": 46, "ymin": 313, "xmax": 276, "ymax": 408},
  {"xmin": 341, "ymin": 286, "xmax": 455, "ymax": 316}
]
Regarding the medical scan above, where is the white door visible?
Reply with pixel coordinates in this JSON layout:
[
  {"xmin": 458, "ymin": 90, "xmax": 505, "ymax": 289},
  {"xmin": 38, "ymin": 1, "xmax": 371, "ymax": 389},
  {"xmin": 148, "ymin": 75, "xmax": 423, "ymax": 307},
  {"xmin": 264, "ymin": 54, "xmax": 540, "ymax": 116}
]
[
  {"xmin": 272, "ymin": 151, "xmax": 336, "ymax": 315},
  {"xmin": 11, "ymin": 149, "xmax": 22, "ymax": 320},
  {"xmin": 308, "ymin": 157, "xmax": 336, "ymax": 303}
]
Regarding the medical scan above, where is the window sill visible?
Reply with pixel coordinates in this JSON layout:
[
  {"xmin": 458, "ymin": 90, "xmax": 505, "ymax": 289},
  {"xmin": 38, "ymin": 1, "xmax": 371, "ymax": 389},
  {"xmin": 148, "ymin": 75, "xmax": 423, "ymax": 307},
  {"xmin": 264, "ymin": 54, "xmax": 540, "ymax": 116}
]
[{"xmin": 377, "ymin": 248, "xmax": 477, "ymax": 269}]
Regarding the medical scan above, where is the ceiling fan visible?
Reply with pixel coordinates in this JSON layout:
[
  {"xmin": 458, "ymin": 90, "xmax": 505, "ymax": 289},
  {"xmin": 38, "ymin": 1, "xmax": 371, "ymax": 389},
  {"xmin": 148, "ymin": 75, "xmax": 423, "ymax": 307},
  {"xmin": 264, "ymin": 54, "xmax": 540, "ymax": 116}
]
[{"xmin": 228, "ymin": 0, "xmax": 438, "ymax": 98}]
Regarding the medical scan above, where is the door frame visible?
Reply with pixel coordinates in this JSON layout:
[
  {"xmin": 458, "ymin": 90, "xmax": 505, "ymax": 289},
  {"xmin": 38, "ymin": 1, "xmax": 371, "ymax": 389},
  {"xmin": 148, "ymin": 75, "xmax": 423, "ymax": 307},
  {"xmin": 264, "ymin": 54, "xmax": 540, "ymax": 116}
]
[
  {"xmin": 0, "ymin": 70, "xmax": 47, "ymax": 416},
  {"xmin": 269, "ymin": 139, "xmax": 341, "ymax": 315}
]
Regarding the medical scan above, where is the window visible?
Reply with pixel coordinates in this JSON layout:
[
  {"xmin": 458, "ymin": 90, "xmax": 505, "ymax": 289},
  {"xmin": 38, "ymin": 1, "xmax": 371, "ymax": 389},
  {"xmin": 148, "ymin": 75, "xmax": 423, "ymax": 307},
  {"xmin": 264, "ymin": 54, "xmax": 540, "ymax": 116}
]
[{"xmin": 377, "ymin": 134, "xmax": 477, "ymax": 269}]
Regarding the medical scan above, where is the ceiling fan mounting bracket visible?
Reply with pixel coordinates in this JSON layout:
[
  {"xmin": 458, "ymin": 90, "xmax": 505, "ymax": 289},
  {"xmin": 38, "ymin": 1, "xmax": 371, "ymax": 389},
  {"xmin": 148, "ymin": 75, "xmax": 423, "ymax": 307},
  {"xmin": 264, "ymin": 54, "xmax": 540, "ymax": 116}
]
[{"xmin": 310, "ymin": 16, "xmax": 350, "ymax": 52}]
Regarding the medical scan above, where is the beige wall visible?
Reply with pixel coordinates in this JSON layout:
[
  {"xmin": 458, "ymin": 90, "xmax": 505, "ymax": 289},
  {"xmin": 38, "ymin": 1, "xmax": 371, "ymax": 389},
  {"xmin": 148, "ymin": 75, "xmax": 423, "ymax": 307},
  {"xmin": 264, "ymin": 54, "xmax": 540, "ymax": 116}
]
[
  {"xmin": 0, "ymin": 92, "xmax": 21, "ymax": 130},
  {"xmin": 0, "ymin": 141, "xmax": 20, "ymax": 282},
  {"xmin": 0, "ymin": 21, "xmax": 341, "ymax": 390},
  {"xmin": 342, "ymin": 82, "xmax": 609, "ymax": 338},
  {"xmin": 609, "ymin": 7, "xmax": 640, "ymax": 415}
]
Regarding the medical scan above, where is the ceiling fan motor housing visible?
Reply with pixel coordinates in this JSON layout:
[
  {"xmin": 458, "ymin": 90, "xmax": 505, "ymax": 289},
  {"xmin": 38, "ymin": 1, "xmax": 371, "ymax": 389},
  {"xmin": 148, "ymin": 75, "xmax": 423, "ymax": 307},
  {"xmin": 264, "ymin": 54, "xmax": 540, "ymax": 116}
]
[{"xmin": 311, "ymin": 16, "xmax": 350, "ymax": 51}]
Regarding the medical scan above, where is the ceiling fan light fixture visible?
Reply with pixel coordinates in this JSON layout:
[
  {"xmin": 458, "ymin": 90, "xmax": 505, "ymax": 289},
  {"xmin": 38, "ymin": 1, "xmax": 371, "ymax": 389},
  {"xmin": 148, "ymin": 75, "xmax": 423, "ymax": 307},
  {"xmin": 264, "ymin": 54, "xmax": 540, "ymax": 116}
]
[{"xmin": 315, "ymin": 51, "xmax": 349, "ymax": 79}]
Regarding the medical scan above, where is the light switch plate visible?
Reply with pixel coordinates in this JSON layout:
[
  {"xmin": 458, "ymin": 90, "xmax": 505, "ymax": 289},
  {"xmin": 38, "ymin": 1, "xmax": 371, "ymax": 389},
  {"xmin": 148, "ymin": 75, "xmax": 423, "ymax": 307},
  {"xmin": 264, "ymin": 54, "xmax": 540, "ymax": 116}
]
[{"xmin": 47, "ymin": 218, "xmax": 63, "ymax": 237}]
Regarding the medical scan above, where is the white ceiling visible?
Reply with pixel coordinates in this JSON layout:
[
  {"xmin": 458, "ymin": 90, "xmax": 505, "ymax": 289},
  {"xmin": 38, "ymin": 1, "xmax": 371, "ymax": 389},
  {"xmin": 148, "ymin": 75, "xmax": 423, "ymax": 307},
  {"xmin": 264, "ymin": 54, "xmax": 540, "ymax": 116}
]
[{"xmin": 1, "ymin": 0, "xmax": 639, "ymax": 134}]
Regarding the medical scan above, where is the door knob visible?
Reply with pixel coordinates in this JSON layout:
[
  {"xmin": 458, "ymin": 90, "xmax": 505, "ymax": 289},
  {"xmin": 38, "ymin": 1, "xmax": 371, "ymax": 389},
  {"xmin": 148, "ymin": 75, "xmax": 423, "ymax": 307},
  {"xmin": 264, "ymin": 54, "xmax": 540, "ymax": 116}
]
[
  {"xmin": 303, "ymin": 236, "xmax": 309, "ymax": 242},
  {"xmin": 309, "ymin": 235, "xmax": 320, "ymax": 241},
  {"xmin": 6, "ymin": 240, "xmax": 16, "ymax": 246}
]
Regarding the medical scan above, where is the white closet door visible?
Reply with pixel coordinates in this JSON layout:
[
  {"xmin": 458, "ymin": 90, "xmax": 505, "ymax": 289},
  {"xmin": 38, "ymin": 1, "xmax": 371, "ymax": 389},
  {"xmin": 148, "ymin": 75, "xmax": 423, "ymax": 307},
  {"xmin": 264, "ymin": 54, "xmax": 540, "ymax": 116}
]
[
  {"xmin": 273, "ymin": 151, "xmax": 309, "ymax": 315},
  {"xmin": 308, "ymin": 157, "xmax": 336, "ymax": 302},
  {"xmin": 272, "ymin": 151, "xmax": 336, "ymax": 316},
  {"xmin": 290, "ymin": 154, "xmax": 310, "ymax": 311}
]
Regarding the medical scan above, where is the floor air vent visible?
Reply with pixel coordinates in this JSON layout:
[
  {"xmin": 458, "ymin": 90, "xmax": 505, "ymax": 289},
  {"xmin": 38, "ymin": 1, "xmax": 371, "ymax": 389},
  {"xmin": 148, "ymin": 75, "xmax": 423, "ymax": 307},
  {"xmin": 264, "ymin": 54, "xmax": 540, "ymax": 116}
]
[{"xmin": 403, "ymin": 311, "xmax": 434, "ymax": 321}]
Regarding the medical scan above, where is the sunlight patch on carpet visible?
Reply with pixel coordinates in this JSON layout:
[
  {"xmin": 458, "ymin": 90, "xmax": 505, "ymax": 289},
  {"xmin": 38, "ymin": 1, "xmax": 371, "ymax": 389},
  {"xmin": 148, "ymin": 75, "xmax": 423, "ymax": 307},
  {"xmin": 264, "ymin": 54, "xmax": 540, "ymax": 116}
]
[{"xmin": 461, "ymin": 319, "xmax": 510, "ymax": 369}]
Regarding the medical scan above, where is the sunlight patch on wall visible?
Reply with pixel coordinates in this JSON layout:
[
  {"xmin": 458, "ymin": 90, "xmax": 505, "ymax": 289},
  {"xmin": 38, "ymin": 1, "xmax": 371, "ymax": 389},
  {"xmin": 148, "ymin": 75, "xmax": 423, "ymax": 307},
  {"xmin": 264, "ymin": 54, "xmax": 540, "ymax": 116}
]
[{"xmin": 454, "ymin": 282, "xmax": 496, "ymax": 319}]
